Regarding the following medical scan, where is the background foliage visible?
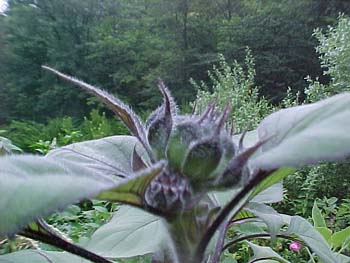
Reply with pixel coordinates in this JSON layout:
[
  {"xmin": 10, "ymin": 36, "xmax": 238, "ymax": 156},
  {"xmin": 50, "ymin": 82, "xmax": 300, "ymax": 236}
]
[{"xmin": 1, "ymin": 0, "xmax": 350, "ymax": 123}]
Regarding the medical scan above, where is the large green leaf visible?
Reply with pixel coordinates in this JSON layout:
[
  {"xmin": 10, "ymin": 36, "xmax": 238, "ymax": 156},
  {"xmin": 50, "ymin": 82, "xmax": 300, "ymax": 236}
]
[
  {"xmin": 0, "ymin": 250, "xmax": 87, "ymax": 263},
  {"xmin": 48, "ymin": 135, "xmax": 147, "ymax": 176},
  {"xmin": 252, "ymin": 94, "xmax": 350, "ymax": 170},
  {"xmin": 86, "ymin": 206, "xmax": 168, "ymax": 258},
  {"xmin": 283, "ymin": 216, "xmax": 338, "ymax": 263},
  {"xmin": 50, "ymin": 135, "xmax": 160, "ymax": 206},
  {"xmin": 247, "ymin": 242, "xmax": 290, "ymax": 263},
  {"xmin": 0, "ymin": 136, "xmax": 145, "ymax": 237},
  {"xmin": 0, "ymin": 155, "xmax": 117, "ymax": 237}
]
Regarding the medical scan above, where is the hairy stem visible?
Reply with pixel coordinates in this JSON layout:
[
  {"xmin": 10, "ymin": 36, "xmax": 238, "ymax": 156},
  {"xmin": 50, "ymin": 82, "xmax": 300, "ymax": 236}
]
[
  {"xmin": 195, "ymin": 170, "xmax": 271, "ymax": 262},
  {"xmin": 211, "ymin": 219, "xmax": 229, "ymax": 263},
  {"xmin": 21, "ymin": 229, "xmax": 112, "ymax": 263}
]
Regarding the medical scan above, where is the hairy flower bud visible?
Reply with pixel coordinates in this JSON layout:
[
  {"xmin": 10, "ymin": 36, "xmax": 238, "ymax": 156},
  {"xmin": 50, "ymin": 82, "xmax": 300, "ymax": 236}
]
[
  {"xmin": 145, "ymin": 171, "xmax": 192, "ymax": 212},
  {"xmin": 142, "ymin": 82, "xmax": 266, "ymax": 212}
]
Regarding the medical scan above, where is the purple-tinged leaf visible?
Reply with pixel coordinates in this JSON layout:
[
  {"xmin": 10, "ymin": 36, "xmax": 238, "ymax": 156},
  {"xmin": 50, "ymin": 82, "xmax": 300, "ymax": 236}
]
[
  {"xmin": 42, "ymin": 66, "xmax": 153, "ymax": 160},
  {"xmin": 131, "ymin": 145, "xmax": 147, "ymax": 172},
  {"xmin": 147, "ymin": 80, "xmax": 176, "ymax": 159}
]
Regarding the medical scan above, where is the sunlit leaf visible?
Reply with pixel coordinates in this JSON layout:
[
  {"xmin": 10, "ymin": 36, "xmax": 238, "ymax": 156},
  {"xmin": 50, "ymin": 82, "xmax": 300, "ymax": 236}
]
[
  {"xmin": 316, "ymin": 227, "xmax": 332, "ymax": 244},
  {"xmin": 250, "ymin": 181, "xmax": 283, "ymax": 204}
]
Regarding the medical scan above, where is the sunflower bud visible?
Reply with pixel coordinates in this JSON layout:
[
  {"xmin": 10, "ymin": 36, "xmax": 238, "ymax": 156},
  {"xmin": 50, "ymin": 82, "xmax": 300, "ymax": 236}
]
[
  {"xmin": 143, "ymin": 82, "xmax": 266, "ymax": 212},
  {"xmin": 145, "ymin": 171, "xmax": 192, "ymax": 212}
]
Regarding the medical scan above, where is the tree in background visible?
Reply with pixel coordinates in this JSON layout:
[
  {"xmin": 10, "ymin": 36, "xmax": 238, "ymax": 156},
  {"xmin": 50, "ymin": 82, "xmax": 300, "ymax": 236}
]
[{"xmin": 1, "ymin": 0, "xmax": 350, "ymax": 123}]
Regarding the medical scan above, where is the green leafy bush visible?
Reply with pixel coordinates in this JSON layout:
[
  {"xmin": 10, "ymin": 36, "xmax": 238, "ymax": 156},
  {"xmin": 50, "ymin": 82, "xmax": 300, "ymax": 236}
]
[
  {"xmin": 192, "ymin": 49, "xmax": 272, "ymax": 132},
  {"xmin": 282, "ymin": 15, "xmax": 350, "ymax": 209},
  {"xmin": 1, "ymin": 110, "xmax": 128, "ymax": 154}
]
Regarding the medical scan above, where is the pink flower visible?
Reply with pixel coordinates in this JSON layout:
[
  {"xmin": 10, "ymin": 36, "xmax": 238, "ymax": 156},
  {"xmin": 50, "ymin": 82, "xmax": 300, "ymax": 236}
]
[{"xmin": 289, "ymin": 241, "xmax": 302, "ymax": 252}]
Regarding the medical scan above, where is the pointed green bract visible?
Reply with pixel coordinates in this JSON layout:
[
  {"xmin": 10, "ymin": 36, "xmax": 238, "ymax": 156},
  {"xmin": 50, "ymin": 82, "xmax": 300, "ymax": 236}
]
[
  {"xmin": 166, "ymin": 122, "xmax": 200, "ymax": 171},
  {"xmin": 183, "ymin": 139, "xmax": 222, "ymax": 182},
  {"xmin": 147, "ymin": 80, "xmax": 175, "ymax": 159},
  {"xmin": 97, "ymin": 161, "xmax": 166, "ymax": 206}
]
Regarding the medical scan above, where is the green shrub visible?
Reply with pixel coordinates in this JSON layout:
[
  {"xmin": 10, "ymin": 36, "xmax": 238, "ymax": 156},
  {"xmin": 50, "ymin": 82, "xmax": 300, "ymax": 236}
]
[{"xmin": 192, "ymin": 49, "xmax": 272, "ymax": 132}]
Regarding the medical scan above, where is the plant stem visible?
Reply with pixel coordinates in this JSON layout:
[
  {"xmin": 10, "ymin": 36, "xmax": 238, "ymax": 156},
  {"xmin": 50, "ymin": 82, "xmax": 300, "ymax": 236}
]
[
  {"xmin": 195, "ymin": 170, "xmax": 271, "ymax": 261},
  {"xmin": 306, "ymin": 247, "xmax": 317, "ymax": 263},
  {"xmin": 211, "ymin": 220, "xmax": 229, "ymax": 263},
  {"xmin": 21, "ymin": 229, "xmax": 113, "ymax": 263},
  {"xmin": 222, "ymin": 233, "xmax": 303, "ymax": 252}
]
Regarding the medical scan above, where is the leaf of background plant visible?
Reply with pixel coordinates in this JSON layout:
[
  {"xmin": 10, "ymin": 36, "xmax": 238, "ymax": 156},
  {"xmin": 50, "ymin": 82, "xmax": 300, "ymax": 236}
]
[
  {"xmin": 316, "ymin": 227, "xmax": 332, "ymax": 244},
  {"xmin": 247, "ymin": 242, "xmax": 290, "ymax": 263},
  {"xmin": 252, "ymin": 94, "xmax": 350, "ymax": 170},
  {"xmin": 97, "ymin": 161, "xmax": 166, "ymax": 206},
  {"xmin": 330, "ymin": 226, "xmax": 350, "ymax": 249},
  {"xmin": 283, "ymin": 216, "xmax": 338, "ymax": 263},
  {"xmin": 0, "ymin": 136, "xmax": 22, "ymax": 155},
  {"xmin": 312, "ymin": 201, "xmax": 326, "ymax": 228},
  {"xmin": 0, "ymin": 249, "xmax": 88, "ymax": 263},
  {"xmin": 0, "ymin": 155, "xmax": 118, "ymax": 237},
  {"xmin": 86, "ymin": 206, "xmax": 169, "ymax": 258},
  {"xmin": 245, "ymin": 202, "xmax": 284, "ymax": 241}
]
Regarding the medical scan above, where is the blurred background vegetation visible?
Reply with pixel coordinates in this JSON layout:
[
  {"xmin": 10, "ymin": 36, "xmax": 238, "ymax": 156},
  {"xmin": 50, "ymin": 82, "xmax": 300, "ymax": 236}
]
[{"xmin": 1, "ymin": 0, "xmax": 350, "ymax": 124}]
